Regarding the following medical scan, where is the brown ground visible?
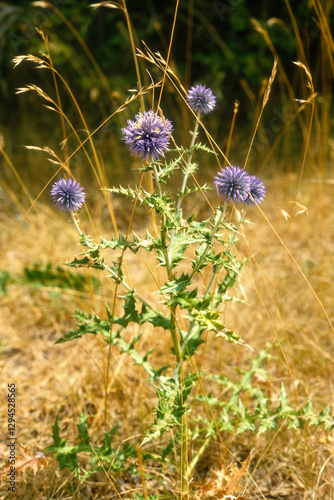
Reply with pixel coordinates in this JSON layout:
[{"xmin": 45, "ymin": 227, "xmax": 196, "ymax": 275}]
[{"xmin": 0, "ymin": 172, "xmax": 334, "ymax": 498}]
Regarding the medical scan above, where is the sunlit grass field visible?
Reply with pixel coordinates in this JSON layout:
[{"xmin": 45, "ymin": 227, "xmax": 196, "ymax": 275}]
[{"xmin": 1, "ymin": 2, "xmax": 334, "ymax": 498}]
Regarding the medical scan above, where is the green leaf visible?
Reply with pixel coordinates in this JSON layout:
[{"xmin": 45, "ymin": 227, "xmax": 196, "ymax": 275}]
[
  {"xmin": 318, "ymin": 407, "xmax": 334, "ymax": 429},
  {"xmin": 182, "ymin": 336, "xmax": 206, "ymax": 358},
  {"xmin": 237, "ymin": 417, "xmax": 256, "ymax": 434},
  {"xmin": 277, "ymin": 384, "xmax": 293, "ymax": 415},
  {"xmin": 77, "ymin": 414, "xmax": 90, "ymax": 445},
  {"xmin": 0, "ymin": 271, "xmax": 11, "ymax": 294},
  {"xmin": 144, "ymin": 193, "xmax": 181, "ymax": 230},
  {"xmin": 107, "ymin": 184, "xmax": 141, "ymax": 201},
  {"xmin": 258, "ymin": 417, "xmax": 277, "ymax": 434},
  {"xmin": 157, "ymin": 156, "xmax": 184, "ymax": 183},
  {"xmin": 65, "ymin": 255, "xmax": 104, "ymax": 271},
  {"xmin": 288, "ymin": 415, "xmax": 304, "ymax": 430},
  {"xmin": 22, "ymin": 263, "xmax": 100, "ymax": 292},
  {"xmin": 44, "ymin": 414, "xmax": 79, "ymax": 472},
  {"xmin": 56, "ymin": 448, "xmax": 79, "ymax": 472},
  {"xmin": 121, "ymin": 292, "xmax": 141, "ymax": 325},
  {"xmin": 45, "ymin": 413, "xmax": 66, "ymax": 452},
  {"xmin": 141, "ymin": 373, "xmax": 197, "ymax": 446},
  {"xmin": 218, "ymin": 408, "xmax": 235, "ymax": 432},
  {"xmin": 159, "ymin": 274, "xmax": 191, "ymax": 296},
  {"xmin": 191, "ymin": 142, "xmax": 217, "ymax": 154},
  {"xmin": 191, "ymin": 309, "xmax": 224, "ymax": 331},
  {"xmin": 55, "ymin": 310, "xmax": 111, "ymax": 344},
  {"xmin": 140, "ymin": 306, "xmax": 174, "ymax": 330}
]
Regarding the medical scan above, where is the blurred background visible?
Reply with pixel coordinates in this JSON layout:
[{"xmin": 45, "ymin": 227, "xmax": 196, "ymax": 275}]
[{"xmin": 0, "ymin": 0, "xmax": 332, "ymax": 194}]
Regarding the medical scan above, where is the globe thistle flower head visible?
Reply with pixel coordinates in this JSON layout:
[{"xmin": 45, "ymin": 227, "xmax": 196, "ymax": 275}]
[
  {"xmin": 122, "ymin": 110, "xmax": 173, "ymax": 162},
  {"xmin": 214, "ymin": 166, "xmax": 251, "ymax": 204},
  {"xmin": 51, "ymin": 178, "xmax": 86, "ymax": 213},
  {"xmin": 186, "ymin": 84, "xmax": 217, "ymax": 115},
  {"xmin": 245, "ymin": 175, "xmax": 266, "ymax": 205}
]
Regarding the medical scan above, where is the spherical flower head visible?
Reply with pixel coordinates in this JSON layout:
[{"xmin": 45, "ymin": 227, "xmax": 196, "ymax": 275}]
[
  {"xmin": 214, "ymin": 166, "xmax": 251, "ymax": 204},
  {"xmin": 245, "ymin": 175, "xmax": 266, "ymax": 205},
  {"xmin": 121, "ymin": 110, "xmax": 173, "ymax": 162},
  {"xmin": 186, "ymin": 84, "xmax": 217, "ymax": 115},
  {"xmin": 51, "ymin": 178, "xmax": 86, "ymax": 213}
]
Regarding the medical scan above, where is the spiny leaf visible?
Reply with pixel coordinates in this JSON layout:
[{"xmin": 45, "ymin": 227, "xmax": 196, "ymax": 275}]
[
  {"xmin": 22, "ymin": 263, "xmax": 100, "ymax": 292},
  {"xmin": 141, "ymin": 374, "xmax": 197, "ymax": 446},
  {"xmin": 159, "ymin": 274, "xmax": 191, "ymax": 296},
  {"xmin": 65, "ymin": 256, "xmax": 105, "ymax": 270}
]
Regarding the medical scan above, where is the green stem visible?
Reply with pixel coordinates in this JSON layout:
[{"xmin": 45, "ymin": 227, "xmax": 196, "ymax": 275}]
[
  {"xmin": 170, "ymin": 305, "xmax": 182, "ymax": 365},
  {"xmin": 169, "ymin": 117, "xmax": 200, "ymax": 260},
  {"xmin": 188, "ymin": 207, "xmax": 225, "ymax": 281},
  {"xmin": 202, "ymin": 203, "xmax": 244, "ymax": 299},
  {"xmin": 152, "ymin": 164, "xmax": 172, "ymax": 280},
  {"xmin": 151, "ymin": 168, "xmax": 181, "ymax": 365},
  {"xmin": 176, "ymin": 117, "xmax": 200, "ymax": 215},
  {"xmin": 177, "ymin": 207, "xmax": 225, "ymax": 355}
]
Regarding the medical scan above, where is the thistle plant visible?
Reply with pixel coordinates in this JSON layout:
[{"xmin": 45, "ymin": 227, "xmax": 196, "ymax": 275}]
[
  {"xmin": 214, "ymin": 165, "xmax": 252, "ymax": 204},
  {"xmin": 50, "ymin": 178, "xmax": 86, "ymax": 212},
  {"xmin": 186, "ymin": 84, "xmax": 217, "ymax": 114},
  {"xmin": 45, "ymin": 83, "xmax": 333, "ymax": 489},
  {"xmin": 121, "ymin": 109, "xmax": 173, "ymax": 161}
]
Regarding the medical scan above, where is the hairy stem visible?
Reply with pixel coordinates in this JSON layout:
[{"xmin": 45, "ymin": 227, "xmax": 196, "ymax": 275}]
[
  {"xmin": 169, "ymin": 117, "xmax": 200, "ymax": 260},
  {"xmin": 176, "ymin": 118, "xmax": 200, "ymax": 215},
  {"xmin": 188, "ymin": 207, "xmax": 225, "ymax": 281},
  {"xmin": 151, "ymin": 167, "xmax": 182, "ymax": 365}
]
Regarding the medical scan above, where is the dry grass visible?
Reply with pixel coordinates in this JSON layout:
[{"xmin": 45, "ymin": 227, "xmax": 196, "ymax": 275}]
[{"xmin": 0, "ymin": 170, "xmax": 334, "ymax": 499}]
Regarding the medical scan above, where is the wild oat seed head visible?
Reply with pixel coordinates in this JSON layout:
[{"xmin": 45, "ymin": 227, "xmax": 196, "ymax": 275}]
[
  {"xmin": 214, "ymin": 166, "xmax": 251, "ymax": 204},
  {"xmin": 245, "ymin": 175, "xmax": 266, "ymax": 205},
  {"xmin": 186, "ymin": 84, "xmax": 217, "ymax": 115},
  {"xmin": 51, "ymin": 178, "xmax": 86, "ymax": 213},
  {"xmin": 122, "ymin": 110, "xmax": 173, "ymax": 162}
]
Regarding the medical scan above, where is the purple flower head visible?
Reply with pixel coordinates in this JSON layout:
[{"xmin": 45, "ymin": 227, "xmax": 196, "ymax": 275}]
[
  {"xmin": 186, "ymin": 84, "xmax": 217, "ymax": 115},
  {"xmin": 214, "ymin": 166, "xmax": 251, "ymax": 204},
  {"xmin": 122, "ymin": 110, "xmax": 173, "ymax": 162},
  {"xmin": 245, "ymin": 175, "xmax": 266, "ymax": 205},
  {"xmin": 51, "ymin": 178, "xmax": 86, "ymax": 213}
]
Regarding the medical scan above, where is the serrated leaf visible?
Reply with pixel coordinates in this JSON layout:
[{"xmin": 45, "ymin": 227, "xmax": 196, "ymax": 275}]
[
  {"xmin": 237, "ymin": 417, "xmax": 256, "ymax": 434},
  {"xmin": 122, "ymin": 292, "xmax": 141, "ymax": 325},
  {"xmin": 277, "ymin": 384, "xmax": 293, "ymax": 414},
  {"xmin": 191, "ymin": 309, "xmax": 225, "ymax": 332},
  {"xmin": 191, "ymin": 142, "xmax": 217, "ymax": 154},
  {"xmin": 256, "ymin": 388, "xmax": 269, "ymax": 413},
  {"xmin": 182, "ymin": 337, "xmax": 206, "ymax": 358},
  {"xmin": 140, "ymin": 306, "xmax": 173, "ymax": 330},
  {"xmin": 22, "ymin": 263, "xmax": 100, "ymax": 292},
  {"xmin": 258, "ymin": 417, "xmax": 277, "ymax": 434},
  {"xmin": 47, "ymin": 414, "xmax": 65, "ymax": 451},
  {"xmin": 77, "ymin": 414, "xmax": 90, "ymax": 445},
  {"xmin": 302, "ymin": 399, "xmax": 314, "ymax": 417},
  {"xmin": 159, "ymin": 274, "xmax": 191, "ymax": 296},
  {"xmin": 218, "ymin": 408, "xmax": 236, "ymax": 432},
  {"xmin": 141, "ymin": 374, "xmax": 197, "ymax": 446},
  {"xmin": 288, "ymin": 416, "xmax": 304, "ymax": 429},
  {"xmin": 157, "ymin": 155, "xmax": 184, "ymax": 182},
  {"xmin": 65, "ymin": 256, "xmax": 104, "ymax": 270}
]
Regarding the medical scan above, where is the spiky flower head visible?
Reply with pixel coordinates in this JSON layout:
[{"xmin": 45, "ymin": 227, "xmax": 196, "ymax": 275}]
[
  {"xmin": 51, "ymin": 178, "xmax": 86, "ymax": 213},
  {"xmin": 122, "ymin": 110, "xmax": 173, "ymax": 162},
  {"xmin": 245, "ymin": 175, "xmax": 266, "ymax": 205},
  {"xmin": 214, "ymin": 166, "xmax": 251, "ymax": 204},
  {"xmin": 186, "ymin": 84, "xmax": 217, "ymax": 115}
]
